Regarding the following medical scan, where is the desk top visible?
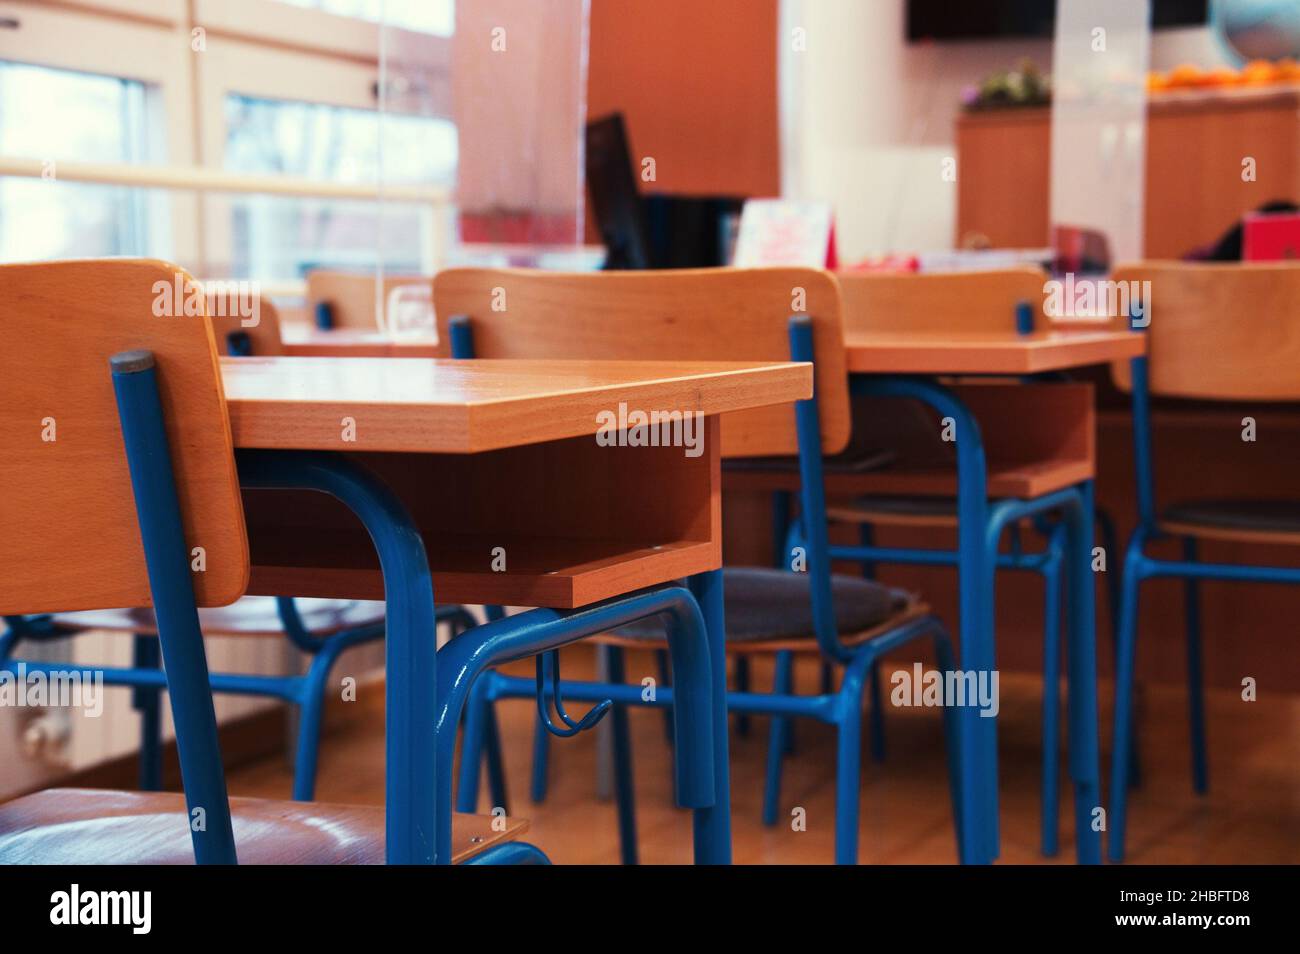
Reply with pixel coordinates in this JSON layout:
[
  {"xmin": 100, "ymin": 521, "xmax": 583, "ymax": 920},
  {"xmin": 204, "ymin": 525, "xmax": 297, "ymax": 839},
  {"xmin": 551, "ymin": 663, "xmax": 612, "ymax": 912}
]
[
  {"xmin": 844, "ymin": 328, "xmax": 1145, "ymax": 375},
  {"xmin": 279, "ymin": 323, "xmax": 439, "ymax": 358},
  {"xmin": 221, "ymin": 356, "xmax": 811, "ymax": 454}
]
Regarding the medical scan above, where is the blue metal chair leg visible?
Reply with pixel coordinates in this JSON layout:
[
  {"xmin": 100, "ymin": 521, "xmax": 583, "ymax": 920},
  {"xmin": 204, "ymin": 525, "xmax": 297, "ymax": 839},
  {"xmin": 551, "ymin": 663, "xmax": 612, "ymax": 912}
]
[
  {"xmin": 1182, "ymin": 536, "xmax": 1209, "ymax": 795},
  {"xmin": 456, "ymin": 670, "xmax": 492, "ymax": 812},
  {"xmin": 1108, "ymin": 536, "xmax": 1146, "ymax": 862},
  {"xmin": 762, "ymin": 649, "xmax": 795, "ymax": 826},
  {"xmin": 1098, "ymin": 507, "xmax": 1140, "ymax": 788},
  {"xmin": 688, "ymin": 569, "xmax": 732, "ymax": 864},
  {"xmin": 734, "ymin": 654, "xmax": 751, "ymax": 737},
  {"xmin": 291, "ymin": 654, "xmax": 331, "ymax": 802},
  {"xmin": 529, "ymin": 709, "xmax": 550, "ymax": 803},
  {"xmin": 1039, "ymin": 534, "xmax": 1064, "ymax": 857},
  {"xmin": 434, "ymin": 583, "xmax": 723, "ymax": 864},
  {"xmin": 1064, "ymin": 482, "xmax": 1102, "ymax": 865},
  {"xmin": 605, "ymin": 645, "xmax": 639, "ymax": 865},
  {"xmin": 833, "ymin": 648, "xmax": 876, "ymax": 865},
  {"xmin": 857, "ymin": 523, "xmax": 887, "ymax": 763},
  {"xmin": 931, "ymin": 624, "xmax": 964, "ymax": 854},
  {"xmin": 131, "ymin": 634, "xmax": 163, "ymax": 792},
  {"xmin": 483, "ymin": 696, "xmax": 510, "ymax": 814},
  {"xmin": 656, "ymin": 647, "xmax": 675, "ymax": 743},
  {"xmin": 868, "ymin": 661, "xmax": 886, "ymax": 763},
  {"xmin": 286, "ymin": 624, "xmax": 379, "ymax": 801}
]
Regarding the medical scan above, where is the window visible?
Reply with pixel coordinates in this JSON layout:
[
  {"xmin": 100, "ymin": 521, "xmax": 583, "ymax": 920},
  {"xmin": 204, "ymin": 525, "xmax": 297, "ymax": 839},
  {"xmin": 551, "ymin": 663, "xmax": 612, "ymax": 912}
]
[
  {"xmin": 0, "ymin": 60, "xmax": 166, "ymax": 262},
  {"xmin": 274, "ymin": 0, "xmax": 455, "ymax": 36},
  {"xmin": 222, "ymin": 93, "xmax": 457, "ymax": 280}
]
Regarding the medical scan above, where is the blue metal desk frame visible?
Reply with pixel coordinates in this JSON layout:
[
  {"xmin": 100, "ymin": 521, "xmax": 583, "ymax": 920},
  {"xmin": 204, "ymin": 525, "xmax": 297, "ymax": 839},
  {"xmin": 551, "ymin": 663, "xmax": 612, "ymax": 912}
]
[{"xmin": 841, "ymin": 371, "xmax": 1102, "ymax": 865}]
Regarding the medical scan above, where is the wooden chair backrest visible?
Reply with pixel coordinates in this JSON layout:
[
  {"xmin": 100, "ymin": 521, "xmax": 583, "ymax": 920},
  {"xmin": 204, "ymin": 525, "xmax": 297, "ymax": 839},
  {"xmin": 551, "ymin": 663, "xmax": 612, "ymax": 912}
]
[
  {"xmin": 433, "ymin": 267, "xmax": 851, "ymax": 456},
  {"xmin": 1110, "ymin": 261, "xmax": 1300, "ymax": 400},
  {"xmin": 0, "ymin": 259, "xmax": 249, "ymax": 614},
  {"xmin": 306, "ymin": 269, "xmax": 430, "ymax": 331},
  {"xmin": 208, "ymin": 286, "xmax": 284, "ymax": 356},
  {"xmin": 836, "ymin": 266, "xmax": 1048, "ymax": 334}
]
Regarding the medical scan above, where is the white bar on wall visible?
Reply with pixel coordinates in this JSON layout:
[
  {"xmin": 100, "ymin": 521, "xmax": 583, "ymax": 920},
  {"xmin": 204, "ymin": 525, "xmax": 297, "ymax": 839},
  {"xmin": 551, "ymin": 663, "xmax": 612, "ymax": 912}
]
[{"xmin": 0, "ymin": 155, "xmax": 451, "ymax": 205}]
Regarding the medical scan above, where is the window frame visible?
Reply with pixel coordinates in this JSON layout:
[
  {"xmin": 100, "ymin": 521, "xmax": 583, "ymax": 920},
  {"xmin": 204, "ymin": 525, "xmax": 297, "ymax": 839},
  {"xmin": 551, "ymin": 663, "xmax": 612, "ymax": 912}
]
[{"xmin": 0, "ymin": 0, "xmax": 200, "ymax": 262}]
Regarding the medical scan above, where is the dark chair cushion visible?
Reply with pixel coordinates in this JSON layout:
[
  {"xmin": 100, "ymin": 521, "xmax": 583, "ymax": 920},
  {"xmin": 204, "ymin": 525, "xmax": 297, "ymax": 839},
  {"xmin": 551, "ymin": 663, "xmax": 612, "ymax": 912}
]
[
  {"xmin": 1162, "ymin": 499, "xmax": 1300, "ymax": 536},
  {"xmin": 830, "ymin": 495, "xmax": 957, "ymax": 519},
  {"xmin": 724, "ymin": 445, "xmax": 896, "ymax": 475},
  {"xmin": 614, "ymin": 566, "xmax": 913, "ymax": 642}
]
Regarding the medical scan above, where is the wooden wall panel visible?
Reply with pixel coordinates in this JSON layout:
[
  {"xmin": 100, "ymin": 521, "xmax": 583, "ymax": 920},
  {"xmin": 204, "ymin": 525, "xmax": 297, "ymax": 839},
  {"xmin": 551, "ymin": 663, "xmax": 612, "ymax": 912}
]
[{"xmin": 586, "ymin": 0, "xmax": 780, "ymax": 198}]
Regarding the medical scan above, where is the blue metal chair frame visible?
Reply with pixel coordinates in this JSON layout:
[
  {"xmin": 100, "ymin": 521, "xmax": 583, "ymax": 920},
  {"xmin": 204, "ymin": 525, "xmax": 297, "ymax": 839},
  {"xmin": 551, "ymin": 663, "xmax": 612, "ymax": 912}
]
[
  {"xmin": 456, "ymin": 315, "xmax": 973, "ymax": 865},
  {"xmin": 0, "ymin": 602, "xmax": 471, "ymax": 802},
  {"xmin": 762, "ymin": 504, "xmax": 1077, "ymax": 855},
  {"xmin": 1107, "ymin": 320, "xmax": 1300, "ymax": 862}
]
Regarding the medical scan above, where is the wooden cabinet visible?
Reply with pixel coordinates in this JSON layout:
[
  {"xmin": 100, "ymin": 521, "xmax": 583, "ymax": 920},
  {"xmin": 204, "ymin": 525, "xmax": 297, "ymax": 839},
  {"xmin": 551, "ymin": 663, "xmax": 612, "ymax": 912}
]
[{"xmin": 956, "ymin": 86, "xmax": 1300, "ymax": 258}]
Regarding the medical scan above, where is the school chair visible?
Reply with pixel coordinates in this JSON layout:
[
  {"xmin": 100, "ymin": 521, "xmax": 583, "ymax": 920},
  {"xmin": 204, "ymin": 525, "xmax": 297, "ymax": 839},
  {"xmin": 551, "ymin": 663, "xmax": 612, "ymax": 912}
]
[
  {"xmin": 0, "ymin": 259, "xmax": 533, "ymax": 864},
  {"xmin": 1107, "ymin": 261, "xmax": 1300, "ymax": 862},
  {"xmin": 435, "ymin": 266, "xmax": 969, "ymax": 865},
  {"xmin": 208, "ymin": 288, "xmax": 289, "ymax": 356},
  {"xmin": 305, "ymin": 268, "xmax": 429, "ymax": 331},
  {"xmin": 5, "ymin": 289, "xmax": 479, "ymax": 799},
  {"xmin": 826, "ymin": 267, "xmax": 1121, "ymax": 856}
]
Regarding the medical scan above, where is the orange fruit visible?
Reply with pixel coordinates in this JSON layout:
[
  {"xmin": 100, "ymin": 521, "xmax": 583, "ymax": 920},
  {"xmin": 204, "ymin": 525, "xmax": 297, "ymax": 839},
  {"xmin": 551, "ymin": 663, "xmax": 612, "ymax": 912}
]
[
  {"xmin": 1166, "ymin": 63, "xmax": 1203, "ymax": 88},
  {"xmin": 1204, "ymin": 66, "xmax": 1243, "ymax": 87},
  {"xmin": 1240, "ymin": 59, "xmax": 1278, "ymax": 85}
]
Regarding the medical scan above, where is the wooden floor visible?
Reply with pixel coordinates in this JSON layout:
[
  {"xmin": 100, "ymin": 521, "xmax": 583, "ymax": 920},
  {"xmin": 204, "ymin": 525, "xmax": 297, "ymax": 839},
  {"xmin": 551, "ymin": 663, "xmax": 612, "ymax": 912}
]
[{"xmin": 227, "ymin": 650, "xmax": 1300, "ymax": 864}]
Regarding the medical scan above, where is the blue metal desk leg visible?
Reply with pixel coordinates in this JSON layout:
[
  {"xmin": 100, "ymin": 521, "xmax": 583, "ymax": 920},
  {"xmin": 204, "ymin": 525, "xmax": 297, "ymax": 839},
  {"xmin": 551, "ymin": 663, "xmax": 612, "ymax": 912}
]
[
  {"xmin": 689, "ymin": 569, "xmax": 733, "ymax": 864},
  {"xmin": 852, "ymin": 374, "xmax": 992, "ymax": 864},
  {"xmin": 950, "ymin": 402, "xmax": 994, "ymax": 864},
  {"xmin": 605, "ymin": 644, "xmax": 639, "ymax": 865},
  {"xmin": 236, "ymin": 450, "xmax": 438, "ymax": 863},
  {"xmin": 385, "ymin": 554, "xmax": 438, "ymax": 863},
  {"xmin": 1066, "ymin": 481, "xmax": 1103, "ymax": 865},
  {"xmin": 1039, "ymin": 529, "xmax": 1064, "ymax": 857}
]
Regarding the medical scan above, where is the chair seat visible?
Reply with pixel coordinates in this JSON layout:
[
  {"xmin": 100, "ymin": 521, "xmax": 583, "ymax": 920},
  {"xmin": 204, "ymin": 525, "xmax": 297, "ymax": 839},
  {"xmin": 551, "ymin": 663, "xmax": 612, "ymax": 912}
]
[
  {"xmin": 1161, "ymin": 499, "xmax": 1300, "ymax": 541},
  {"xmin": 724, "ymin": 444, "xmax": 896, "ymax": 476},
  {"xmin": 827, "ymin": 495, "xmax": 959, "ymax": 527},
  {"xmin": 600, "ymin": 566, "xmax": 916, "ymax": 650},
  {"xmin": 51, "ymin": 597, "xmax": 385, "ymax": 638},
  {"xmin": 0, "ymin": 788, "xmax": 525, "ymax": 865},
  {"xmin": 827, "ymin": 494, "xmax": 1059, "ymax": 529}
]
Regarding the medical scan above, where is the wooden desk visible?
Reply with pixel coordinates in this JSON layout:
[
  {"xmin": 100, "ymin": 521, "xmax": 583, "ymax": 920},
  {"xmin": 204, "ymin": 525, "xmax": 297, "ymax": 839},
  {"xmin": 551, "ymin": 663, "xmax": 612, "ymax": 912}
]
[
  {"xmin": 229, "ymin": 355, "xmax": 810, "ymax": 863},
  {"xmin": 843, "ymin": 328, "xmax": 1145, "ymax": 375},
  {"xmin": 225, "ymin": 356, "xmax": 811, "ymax": 608},
  {"xmin": 724, "ymin": 331, "xmax": 1145, "ymax": 501},
  {"xmin": 279, "ymin": 323, "xmax": 439, "ymax": 358}
]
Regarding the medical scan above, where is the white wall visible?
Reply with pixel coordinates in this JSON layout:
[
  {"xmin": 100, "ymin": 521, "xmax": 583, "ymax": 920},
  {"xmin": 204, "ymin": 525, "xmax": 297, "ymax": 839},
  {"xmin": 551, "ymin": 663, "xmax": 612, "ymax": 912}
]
[{"xmin": 780, "ymin": 0, "xmax": 1232, "ymax": 262}]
